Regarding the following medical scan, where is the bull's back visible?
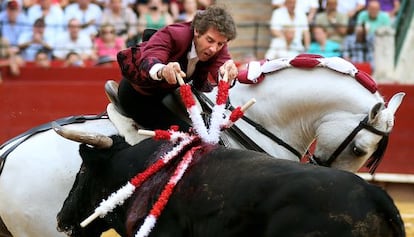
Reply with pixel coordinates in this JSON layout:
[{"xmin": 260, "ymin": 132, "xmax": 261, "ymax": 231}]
[{"xmin": 165, "ymin": 147, "xmax": 405, "ymax": 237}]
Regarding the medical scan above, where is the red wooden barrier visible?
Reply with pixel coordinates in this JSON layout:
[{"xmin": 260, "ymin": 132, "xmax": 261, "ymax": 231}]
[
  {"xmin": 0, "ymin": 66, "xmax": 412, "ymax": 174},
  {"xmin": 0, "ymin": 66, "xmax": 121, "ymax": 141}
]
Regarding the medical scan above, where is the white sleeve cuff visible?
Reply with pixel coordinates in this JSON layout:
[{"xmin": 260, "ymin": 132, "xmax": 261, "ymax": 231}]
[{"xmin": 150, "ymin": 63, "xmax": 166, "ymax": 80}]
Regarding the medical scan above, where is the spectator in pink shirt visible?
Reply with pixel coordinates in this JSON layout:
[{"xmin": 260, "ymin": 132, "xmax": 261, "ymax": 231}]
[{"xmin": 93, "ymin": 23, "xmax": 125, "ymax": 60}]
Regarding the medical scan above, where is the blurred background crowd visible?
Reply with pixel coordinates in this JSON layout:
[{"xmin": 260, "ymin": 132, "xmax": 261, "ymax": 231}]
[
  {"xmin": 265, "ymin": 0, "xmax": 399, "ymax": 74},
  {"xmin": 0, "ymin": 0, "xmax": 214, "ymax": 75},
  {"xmin": 0, "ymin": 0, "xmax": 401, "ymax": 76}
]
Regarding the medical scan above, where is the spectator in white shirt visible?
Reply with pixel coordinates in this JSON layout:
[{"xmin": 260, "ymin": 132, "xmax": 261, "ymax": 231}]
[
  {"xmin": 26, "ymin": 0, "xmax": 64, "ymax": 37},
  {"xmin": 64, "ymin": 0, "xmax": 102, "ymax": 38},
  {"xmin": 99, "ymin": 0, "xmax": 138, "ymax": 41},
  {"xmin": 271, "ymin": 0, "xmax": 319, "ymax": 23},
  {"xmin": 53, "ymin": 18, "xmax": 95, "ymax": 61},
  {"xmin": 17, "ymin": 17, "xmax": 54, "ymax": 61},
  {"xmin": 265, "ymin": 25, "xmax": 304, "ymax": 60},
  {"xmin": 269, "ymin": 0, "xmax": 311, "ymax": 50}
]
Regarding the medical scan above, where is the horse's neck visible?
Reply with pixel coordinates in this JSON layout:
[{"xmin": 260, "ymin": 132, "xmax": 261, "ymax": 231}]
[{"xmin": 229, "ymin": 68, "xmax": 382, "ymax": 160}]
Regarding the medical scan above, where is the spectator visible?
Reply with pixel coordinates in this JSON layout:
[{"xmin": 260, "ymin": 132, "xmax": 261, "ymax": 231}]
[
  {"xmin": 93, "ymin": 23, "xmax": 125, "ymax": 60},
  {"xmin": 0, "ymin": 36, "xmax": 23, "ymax": 76},
  {"xmin": 64, "ymin": 0, "xmax": 102, "ymax": 38},
  {"xmin": 95, "ymin": 55, "xmax": 117, "ymax": 67},
  {"xmin": 342, "ymin": 24, "xmax": 375, "ymax": 70},
  {"xmin": 377, "ymin": 0, "xmax": 400, "ymax": 23},
  {"xmin": 196, "ymin": 0, "xmax": 214, "ymax": 10},
  {"xmin": 265, "ymin": 25, "xmax": 304, "ymax": 59},
  {"xmin": 0, "ymin": 37, "xmax": 9, "ymax": 59},
  {"xmin": 53, "ymin": 18, "xmax": 95, "ymax": 61},
  {"xmin": 269, "ymin": 0, "xmax": 311, "ymax": 50},
  {"xmin": 271, "ymin": 0, "xmax": 319, "ymax": 23},
  {"xmin": 314, "ymin": 0, "xmax": 348, "ymax": 44},
  {"xmin": 307, "ymin": 25, "xmax": 341, "ymax": 57},
  {"xmin": 271, "ymin": 0, "xmax": 284, "ymax": 9},
  {"xmin": 357, "ymin": 0, "xmax": 391, "ymax": 35},
  {"xmin": 63, "ymin": 51, "xmax": 84, "ymax": 67},
  {"xmin": 137, "ymin": 0, "xmax": 174, "ymax": 35},
  {"xmin": 21, "ymin": 0, "xmax": 35, "ymax": 13},
  {"xmin": 136, "ymin": 0, "xmax": 177, "ymax": 18},
  {"xmin": 34, "ymin": 48, "xmax": 51, "ymax": 67},
  {"xmin": 0, "ymin": 0, "xmax": 30, "ymax": 49},
  {"xmin": 99, "ymin": 0, "xmax": 138, "ymax": 41},
  {"xmin": 175, "ymin": 0, "xmax": 197, "ymax": 22},
  {"xmin": 17, "ymin": 17, "xmax": 54, "ymax": 61},
  {"xmin": 320, "ymin": 0, "xmax": 365, "ymax": 27},
  {"xmin": 26, "ymin": 0, "xmax": 65, "ymax": 37},
  {"xmin": 335, "ymin": 0, "xmax": 365, "ymax": 19}
]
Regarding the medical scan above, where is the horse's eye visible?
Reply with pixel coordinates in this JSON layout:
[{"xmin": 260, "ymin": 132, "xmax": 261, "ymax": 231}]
[{"xmin": 352, "ymin": 146, "xmax": 367, "ymax": 157}]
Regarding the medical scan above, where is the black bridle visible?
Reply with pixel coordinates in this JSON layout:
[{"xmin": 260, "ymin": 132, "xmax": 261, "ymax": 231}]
[
  {"xmin": 195, "ymin": 91, "xmax": 389, "ymax": 174},
  {"xmin": 308, "ymin": 116, "xmax": 390, "ymax": 174}
]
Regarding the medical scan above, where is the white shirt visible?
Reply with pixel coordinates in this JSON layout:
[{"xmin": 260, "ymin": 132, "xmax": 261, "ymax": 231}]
[
  {"xmin": 265, "ymin": 37, "xmax": 304, "ymax": 60},
  {"xmin": 186, "ymin": 41, "xmax": 199, "ymax": 77},
  {"xmin": 150, "ymin": 40, "xmax": 199, "ymax": 80},
  {"xmin": 53, "ymin": 32, "xmax": 93, "ymax": 59},
  {"xmin": 27, "ymin": 4, "xmax": 65, "ymax": 37},
  {"xmin": 269, "ymin": 7, "xmax": 309, "ymax": 44},
  {"xmin": 64, "ymin": 3, "xmax": 102, "ymax": 37},
  {"xmin": 271, "ymin": 0, "xmax": 319, "ymax": 15},
  {"xmin": 321, "ymin": 0, "xmax": 365, "ymax": 14}
]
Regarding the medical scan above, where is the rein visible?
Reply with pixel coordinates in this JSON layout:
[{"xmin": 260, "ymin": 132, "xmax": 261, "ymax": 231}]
[
  {"xmin": 309, "ymin": 116, "xmax": 389, "ymax": 173},
  {"xmin": 0, "ymin": 112, "xmax": 108, "ymax": 176},
  {"xmin": 194, "ymin": 90, "xmax": 303, "ymax": 160}
]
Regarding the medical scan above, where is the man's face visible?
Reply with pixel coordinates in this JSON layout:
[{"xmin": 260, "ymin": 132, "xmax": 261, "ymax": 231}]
[
  {"xmin": 285, "ymin": 0, "xmax": 296, "ymax": 13},
  {"xmin": 35, "ymin": 53, "xmax": 50, "ymax": 67},
  {"xmin": 368, "ymin": 2, "xmax": 380, "ymax": 19},
  {"xmin": 7, "ymin": 9, "xmax": 18, "ymax": 21},
  {"xmin": 326, "ymin": 0, "xmax": 337, "ymax": 11},
  {"xmin": 110, "ymin": 0, "xmax": 122, "ymax": 12},
  {"xmin": 68, "ymin": 20, "xmax": 81, "ymax": 37},
  {"xmin": 39, "ymin": 0, "xmax": 52, "ymax": 8},
  {"xmin": 194, "ymin": 27, "xmax": 228, "ymax": 62},
  {"xmin": 34, "ymin": 22, "xmax": 45, "ymax": 33}
]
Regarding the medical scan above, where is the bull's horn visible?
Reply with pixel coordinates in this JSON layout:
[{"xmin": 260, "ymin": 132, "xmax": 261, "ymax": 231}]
[{"xmin": 52, "ymin": 122, "xmax": 113, "ymax": 148}]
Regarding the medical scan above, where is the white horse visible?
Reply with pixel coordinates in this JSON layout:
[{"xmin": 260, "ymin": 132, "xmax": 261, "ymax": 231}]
[{"xmin": 0, "ymin": 55, "xmax": 404, "ymax": 237}]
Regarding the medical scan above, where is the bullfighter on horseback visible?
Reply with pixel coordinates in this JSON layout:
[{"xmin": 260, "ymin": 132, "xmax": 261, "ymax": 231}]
[{"xmin": 113, "ymin": 5, "xmax": 238, "ymax": 130}]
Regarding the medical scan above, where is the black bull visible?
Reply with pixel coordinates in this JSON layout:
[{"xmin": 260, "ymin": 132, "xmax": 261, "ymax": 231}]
[{"xmin": 57, "ymin": 136, "xmax": 405, "ymax": 237}]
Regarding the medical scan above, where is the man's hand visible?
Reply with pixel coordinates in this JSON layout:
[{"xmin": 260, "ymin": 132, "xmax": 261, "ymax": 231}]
[
  {"xmin": 219, "ymin": 60, "xmax": 238, "ymax": 84},
  {"xmin": 160, "ymin": 62, "xmax": 186, "ymax": 85}
]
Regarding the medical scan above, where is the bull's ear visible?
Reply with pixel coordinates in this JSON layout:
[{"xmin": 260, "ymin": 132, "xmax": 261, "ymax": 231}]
[{"xmin": 79, "ymin": 143, "xmax": 109, "ymax": 167}]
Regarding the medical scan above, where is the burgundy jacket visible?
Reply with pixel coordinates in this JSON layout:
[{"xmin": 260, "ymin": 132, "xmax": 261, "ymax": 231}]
[{"xmin": 117, "ymin": 22, "xmax": 232, "ymax": 95}]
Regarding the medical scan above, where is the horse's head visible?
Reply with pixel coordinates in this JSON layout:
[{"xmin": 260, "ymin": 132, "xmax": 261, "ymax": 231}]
[{"xmin": 311, "ymin": 92, "xmax": 405, "ymax": 173}]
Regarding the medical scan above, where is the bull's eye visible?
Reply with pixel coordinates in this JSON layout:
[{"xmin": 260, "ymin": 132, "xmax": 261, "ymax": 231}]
[{"xmin": 352, "ymin": 146, "xmax": 367, "ymax": 157}]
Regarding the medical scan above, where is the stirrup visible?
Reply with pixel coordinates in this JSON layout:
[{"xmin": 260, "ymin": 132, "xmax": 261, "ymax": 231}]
[{"xmin": 104, "ymin": 80, "xmax": 128, "ymax": 116}]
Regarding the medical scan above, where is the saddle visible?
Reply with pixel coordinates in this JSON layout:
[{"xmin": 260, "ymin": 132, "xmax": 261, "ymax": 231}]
[{"xmin": 104, "ymin": 80, "xmax": 198, "ymax": 145}]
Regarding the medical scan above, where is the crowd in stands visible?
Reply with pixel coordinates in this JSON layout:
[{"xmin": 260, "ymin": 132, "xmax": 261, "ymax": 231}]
[
  {"xmin": 0, "ymin": 0, "xmax": 214, "ymax": 77},
  {"xmin": 0, "ymin": 0, "xmax": 401, "ymax": 78},
  {"xmin": 265, "ymin": 0, "xmax": 399, "ymax": 74}
]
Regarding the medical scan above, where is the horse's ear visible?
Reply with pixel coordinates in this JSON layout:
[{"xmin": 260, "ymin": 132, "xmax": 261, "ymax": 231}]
[
  {"xmin": 368, "ymin": 102, "xmax": 385, "ymax": 122},
  {"xmin": 368, "ymin": 92, "xmax": 405, "ymax": 130},
  {"xmin": 386, "ymin": 92, "xmax": 405, "ymax": 115}
]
